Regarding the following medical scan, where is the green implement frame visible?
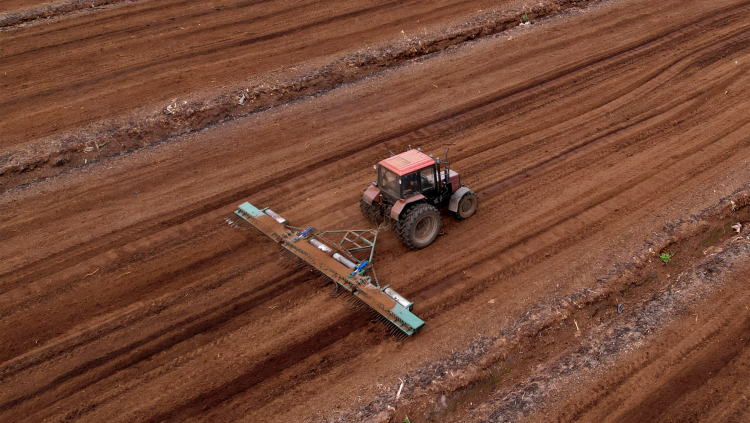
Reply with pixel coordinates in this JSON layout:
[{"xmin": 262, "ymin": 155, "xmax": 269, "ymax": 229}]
[{"xmin": 229, "ymin": 202, "xmax": 425, "ymax": 340}]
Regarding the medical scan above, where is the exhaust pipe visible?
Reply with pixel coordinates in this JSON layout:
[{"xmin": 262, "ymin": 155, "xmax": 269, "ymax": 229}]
[{"xmin": 444, "ymin": 148, "xmax": 450, "ymax": 188}]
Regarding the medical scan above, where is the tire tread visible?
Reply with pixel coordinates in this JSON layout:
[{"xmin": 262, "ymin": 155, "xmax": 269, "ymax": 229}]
[{"xmin": 396, "ymin": 203, "xmax": 441, "ymax": 249}]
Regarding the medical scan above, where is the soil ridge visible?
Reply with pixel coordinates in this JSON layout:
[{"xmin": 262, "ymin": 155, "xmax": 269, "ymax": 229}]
[
  {"xmin": 326, "ymin": 186, "xmax": 750, "ymax": 422},
  {"xmin": 0, "ymin": 0, "xmax": 604, "ymax": 191}
]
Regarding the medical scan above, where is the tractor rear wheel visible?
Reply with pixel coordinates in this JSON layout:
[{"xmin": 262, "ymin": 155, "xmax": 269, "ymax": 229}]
[
  {"xmin": 360, "ymin": 199, "xmax": 380, "ymax": 224},
  {"xmin": 396, "ymin": 203, "xmax": 442, "ymax": 249},
  {"xmin": 453, "ymin": 190, "xmax": 478, "ymax": 220}
]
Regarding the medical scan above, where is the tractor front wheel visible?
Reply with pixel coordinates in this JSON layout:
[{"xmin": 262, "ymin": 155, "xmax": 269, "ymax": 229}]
[
  {"xmin": 454, "ymin": 191, "xmax": 478, "ymax": 220},
  {"xmin": 396, "ymin": 204, "xmax": 442, "ymax": 249}
]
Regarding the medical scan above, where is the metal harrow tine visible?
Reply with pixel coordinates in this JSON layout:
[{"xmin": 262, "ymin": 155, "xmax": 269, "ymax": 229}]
[
  {"xmin": 225, "ymin": 216, "xmax": 251, "ymax": 231},
  {"xmin": 347, "ymin": 295, "xmax": 365, "ymax": 309},
  {"xmin": 366, "ymin": 311, "xmax": 411, "ymax": 342},
  {"xmin": 320, "ymin": 276, "xmax": 333, "ymax": 287},
  {"xmin": 330, "ymin": 284, "xmax": 346, "ymax": 297},
  {"xmin": 353, "ymin": 298, "xmax": 364, "ymax": 309}
]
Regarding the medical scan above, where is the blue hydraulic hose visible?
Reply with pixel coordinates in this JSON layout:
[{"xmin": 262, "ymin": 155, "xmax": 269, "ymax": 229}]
[
  {"xmin": 350, "ymin": 259, "xmax": 368, "ymax": 277},
  {"xmin": 295, "ymin": 226, "xmax": 313, "ymax": 241}
]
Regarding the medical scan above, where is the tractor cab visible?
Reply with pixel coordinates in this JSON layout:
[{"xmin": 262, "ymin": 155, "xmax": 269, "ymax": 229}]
[
  {"xmin": 361, "ymin": 147, "xmax": 477, "ymax": 250},
  {"xmin": 377, "ymin": 149, "xmax": 441, "ymax": 201}
]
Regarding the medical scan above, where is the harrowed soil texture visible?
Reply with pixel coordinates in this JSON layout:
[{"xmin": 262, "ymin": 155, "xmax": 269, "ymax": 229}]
[{"xmin": 2, "ymin": 0, "xmax": 750, "ymax": 422}]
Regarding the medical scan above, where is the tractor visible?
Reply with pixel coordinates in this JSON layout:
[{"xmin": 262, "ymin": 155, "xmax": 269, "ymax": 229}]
[
  {"xmin": 229, "ymin": 147, "xmax": 475, "ymax": 339},
  {"xmin": 360, "ymin": 148, "xmax": 478, "ymax": 249}
]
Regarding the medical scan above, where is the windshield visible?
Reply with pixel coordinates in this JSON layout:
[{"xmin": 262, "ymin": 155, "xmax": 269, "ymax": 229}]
[{"xmin": 379, "ymin": 166, "xmax": 400, "ymax": 199}]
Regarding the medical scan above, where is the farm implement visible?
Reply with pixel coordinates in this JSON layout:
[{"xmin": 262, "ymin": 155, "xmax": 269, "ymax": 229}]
[
  {"xmin": 228, "ymin": 202, "xmax": 424, "ymax": 341},
  {"xmin": 228, "ymin": 147, "xmax": 477, "ymax": 340}
]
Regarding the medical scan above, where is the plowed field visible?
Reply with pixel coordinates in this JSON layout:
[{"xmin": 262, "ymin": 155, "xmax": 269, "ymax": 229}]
[{"xmin": 2, "ymin": 0, "xmax": 750, "ymax": 422}]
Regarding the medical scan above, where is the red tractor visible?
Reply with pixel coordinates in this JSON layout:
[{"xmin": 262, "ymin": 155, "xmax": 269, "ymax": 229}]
[{"xmin": 360, "ymin": 148, "xmax": 478, "ymax": 249}]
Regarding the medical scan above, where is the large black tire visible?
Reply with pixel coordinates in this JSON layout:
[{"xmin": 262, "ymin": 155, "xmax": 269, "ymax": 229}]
[
  {"xmin": 360, "ymin": 199, "xmax": 380, "ymax": 224},
  {"xmin": 396, "ymin": 203, "xmax": 442, "ymax": 249},
  {"xmin": 453, "ymin": 190, "xmax": 478, "ymax": 220}
]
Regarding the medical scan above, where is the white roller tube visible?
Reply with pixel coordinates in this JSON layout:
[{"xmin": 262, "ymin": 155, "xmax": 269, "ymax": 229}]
[
  {"xmin": 263, "ymin": 209, "xmax": 287, "ymax": 224},
  {"xmin": 384, "ymin": 287, "xmax": 413, "ymax": 310},
  {"xmin": 309, "ymin": 238, "xmax": 332, "ymax": 253},
  {"xmin": 332, "ymin": 253, "xmax": 356, "ymax": 269}
]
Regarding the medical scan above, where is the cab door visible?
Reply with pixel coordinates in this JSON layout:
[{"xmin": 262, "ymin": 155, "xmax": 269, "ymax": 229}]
[{"xmin": 418, "ymin": 166, "xmax": 438, "ymax": 197}]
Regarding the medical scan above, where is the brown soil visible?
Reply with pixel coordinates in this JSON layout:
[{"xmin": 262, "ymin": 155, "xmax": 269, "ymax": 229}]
[
  {"xmin": 555, "ymin": 247, "xmax": 750, "ymax": 422},
  {"xmin": 2, "ymin": 0, "xmax": 750, "ymax": 422},
  {"xmin": 0, "ymin": 0, "xmax": 597, "ymax": 189},
  {"xmin": 391, "ymin": 198, "xmax": 750, "ymax": 423}
]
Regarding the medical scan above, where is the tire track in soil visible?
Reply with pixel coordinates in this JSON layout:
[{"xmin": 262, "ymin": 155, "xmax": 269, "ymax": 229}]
[
  {"xmin": 398, "ymin": 7, "xmax": 750, "ymax": 168},
  {"xmin": 0, "ymin": 223, "xmax": 255, "ymax": 310},
  {"xmin": 411, "ymin": 85, "xmax": 750, "ymax": 317},
  {"xmin": 0, "ymin": 0, "xmax": 275, "ymax": 30},
  {"xmin": 587, "ymin": 316, "xmax": 749, "ymax": 422},
  {"xmin": 464, "ymin": 54, "xmax": 749, "ymax": 177},
  {"xmin": 0, "ymin": 266, "xmax": 308, "ymax": 412},
  {"xmin": 476, "ymin": 238, "xmax": 750, "ymax": 423},
  {"xmin": 0, "ymin": 30, "xmax": 743, "ymax": 403},
  {"xmin": 0, "ymin": 238, "xmax": 269, "ymax": 377},
  {"xmin": 147, "ymin": 311, "xmax": 384, "ymax": 423},
  {"xmin": 0, "ymin": 0, "xmax": 136, "ymax": 28},
  {"xmin": 0, "ymin": 0, "xmax": 420, "ymax": 109},
  {"xmin": 4, "ymin": 0, "xmax": 748, "ymax": 366},
  {"xmin": 3, "ymin": 217, "xmax": 396, "ymax": 419},
  {"xmin": 161, "ymin": 64, "xmax": 750, "ymax": 423},
  {"xmin": 5, "ymin": 0, "xmax": 479, "ymax": 58},
  {"xmin": 407, "ymin": 35, "xmax": 750, "ymax": 292},
  {"xmin": 143, "ymin": 311, "xmax": 373, "ymax": 423},
  {"xmin": 13, "ymin": 271, "xmax": 386, "ymax": 422},
  {"xmin": 0, "ymin": 0, "xmax": 311, "ymax": 58},
  {"xmin": 3, "ymin": 232, "xmax": 384, "ymax": 419},
  {"xmin": 5, "ymin": 2, "xmax": 748, "ymax": 292},
  {"xmin": 4, "ymin": 3, "xmax": 750, "ymax": 420},
  {"xmin": 0, "ymin": 0, "xmax": 492, "ymax": 169},
  {"xmin": 540, "ymin": 238, "xmax": 750, "ymax": 423},
  {"xmin": 471, "ymin": 61, "xmax": 750, "ymax": 200},
  {"xmin": 0, "ymin": 219, "xmax": 265, "ymax": 318},
  {"xmin": 612, "ymin": 323, "xmax": 750, "ymax": 422},
  {"xmin": 7, "ymin": 0, "xmax": 738, "ymax": 186}
]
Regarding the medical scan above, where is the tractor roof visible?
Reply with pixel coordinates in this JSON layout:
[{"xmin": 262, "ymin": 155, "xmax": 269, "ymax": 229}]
[{"xmin": 379, "ymin": 150, "xmax": 435, "ymax": 176}]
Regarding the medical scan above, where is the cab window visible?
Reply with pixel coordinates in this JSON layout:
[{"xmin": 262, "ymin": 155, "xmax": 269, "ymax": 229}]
[
  {"xmin": 420, "ymin": 167, "xmax": 436, "ymax": 191},
  {"xmin": 402, "ymin": 172, "xmax": 418, "ymax": 197},
  {"xmin": 379, "ymin": 167, "xmax": 400, "ymax": 198}
]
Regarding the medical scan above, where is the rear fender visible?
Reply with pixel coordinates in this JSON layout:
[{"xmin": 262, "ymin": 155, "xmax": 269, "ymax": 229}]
[
  {"xmin": 448, "ymin": 187, "xmax": 471, "ymax": 212},
  {"xmin": 390, "ymin": 194, "xmax": 426, "ymax": 220},
  {"xmin": 362, "ymin": 184, "xmax": 381, "ymax": 205}
]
